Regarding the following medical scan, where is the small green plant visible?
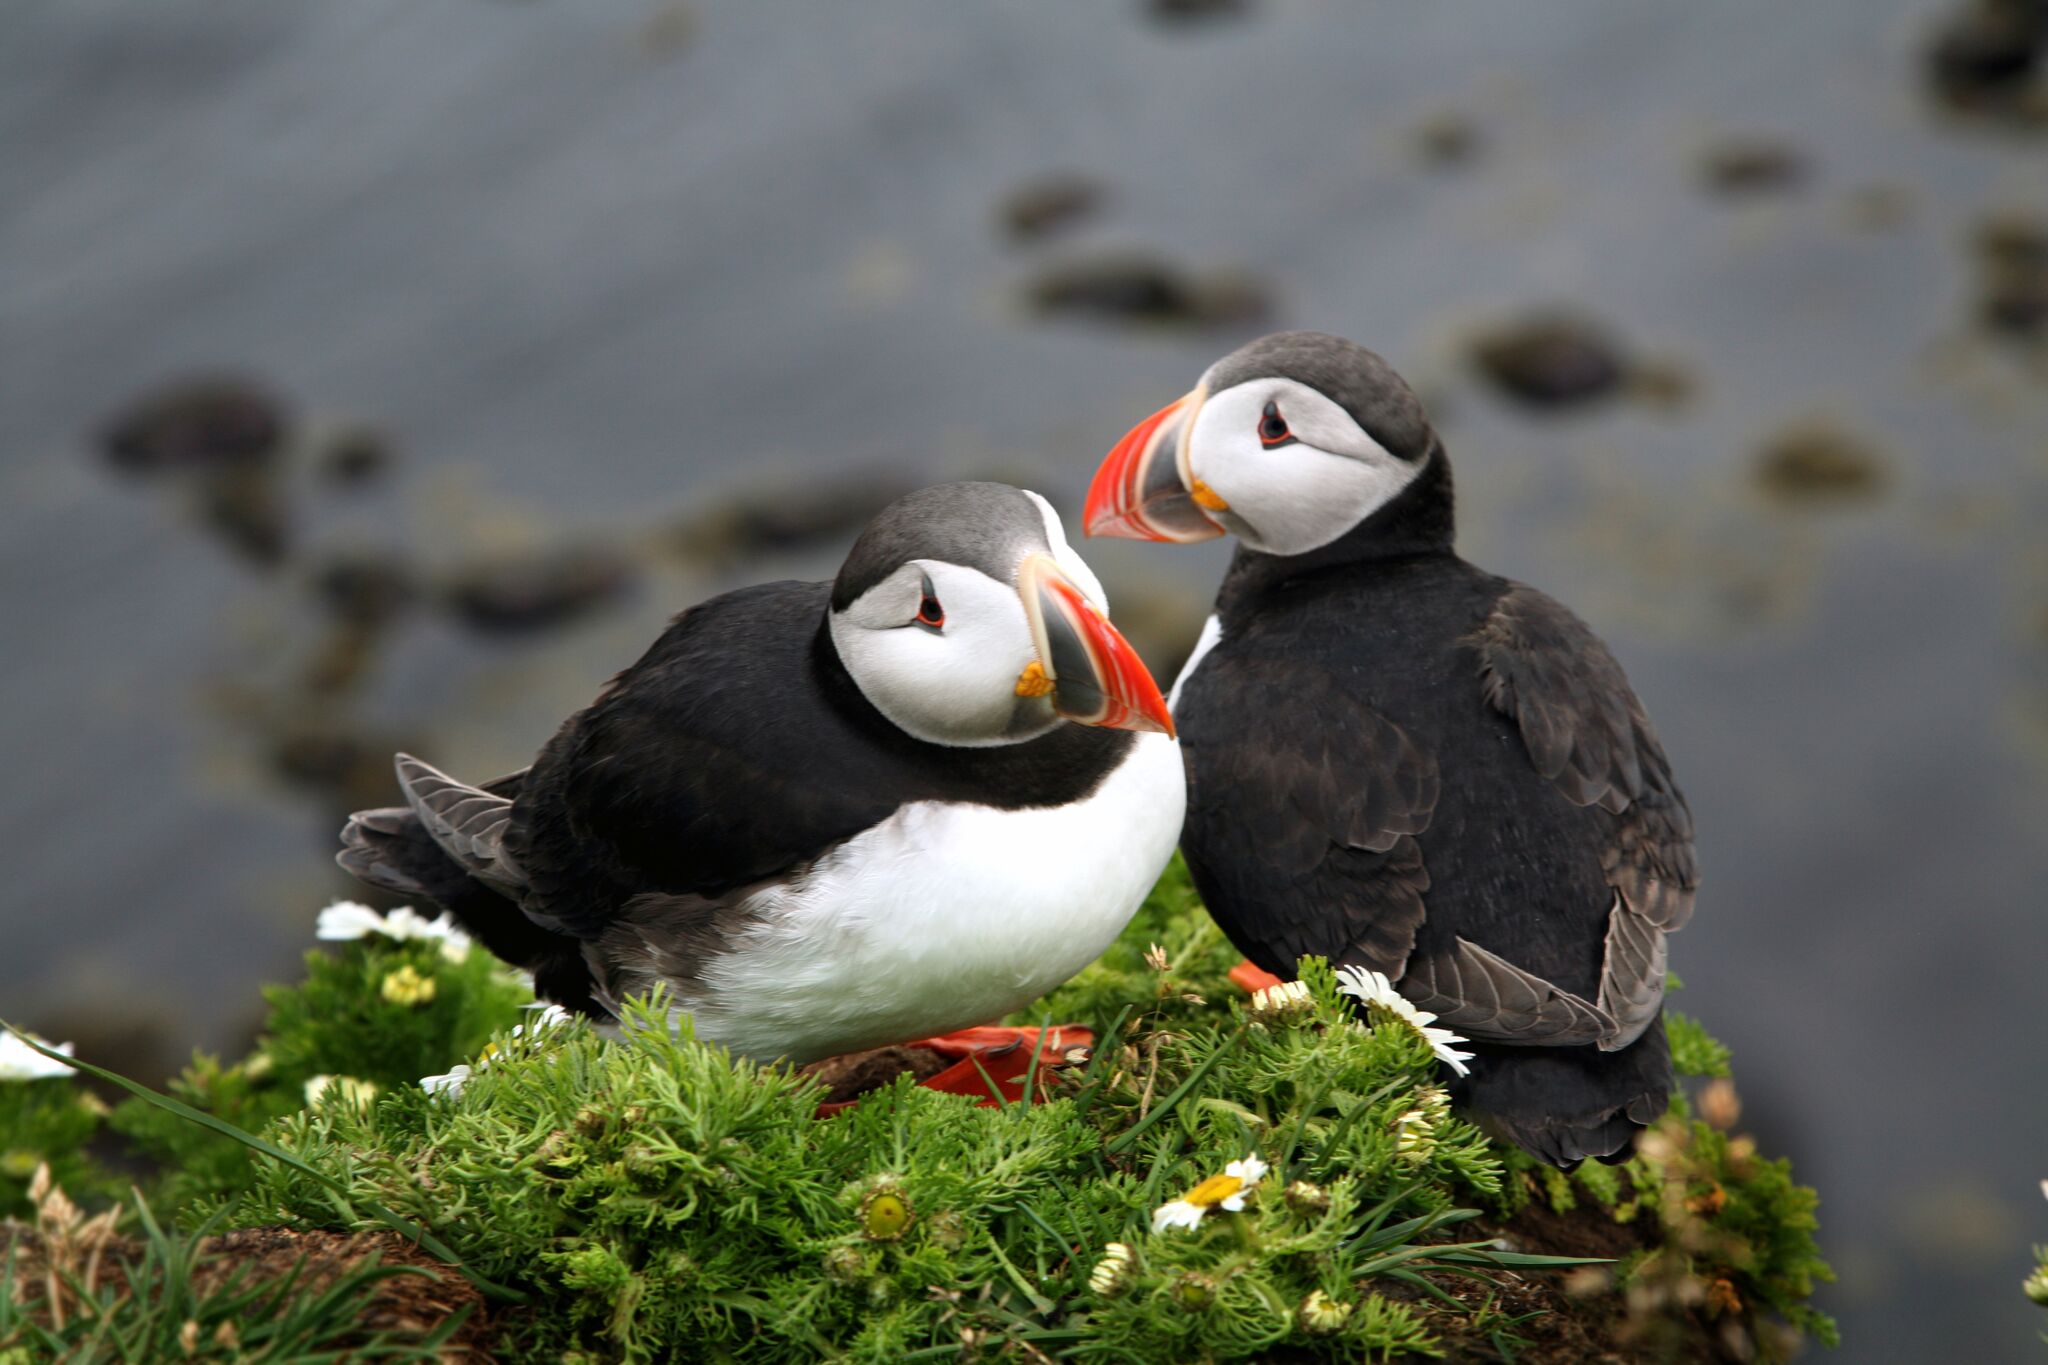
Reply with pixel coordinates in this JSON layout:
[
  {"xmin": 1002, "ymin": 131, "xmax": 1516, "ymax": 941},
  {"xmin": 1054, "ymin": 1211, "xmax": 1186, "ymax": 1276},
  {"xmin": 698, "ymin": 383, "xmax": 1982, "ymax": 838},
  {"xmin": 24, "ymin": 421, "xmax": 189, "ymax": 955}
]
[
  {"xmin": 111, "ymin": 908, "xmax": 531, "ymax": 1216},
  {"xmin": 0, "ymin": 1036, "xmax": 112, "ymax": 1220},
  {"xmin": 0, "ymin": 863, "xmax": 1836, "ymax": 1361}
]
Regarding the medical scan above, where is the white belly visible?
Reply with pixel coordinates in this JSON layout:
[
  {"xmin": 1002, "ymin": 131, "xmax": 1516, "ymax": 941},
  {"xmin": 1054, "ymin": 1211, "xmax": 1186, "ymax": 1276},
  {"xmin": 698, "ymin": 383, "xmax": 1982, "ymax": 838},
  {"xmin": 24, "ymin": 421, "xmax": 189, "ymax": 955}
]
[{"xmin": 677, "ymin": 731, "xmax": 1186, "ymax": 1063}]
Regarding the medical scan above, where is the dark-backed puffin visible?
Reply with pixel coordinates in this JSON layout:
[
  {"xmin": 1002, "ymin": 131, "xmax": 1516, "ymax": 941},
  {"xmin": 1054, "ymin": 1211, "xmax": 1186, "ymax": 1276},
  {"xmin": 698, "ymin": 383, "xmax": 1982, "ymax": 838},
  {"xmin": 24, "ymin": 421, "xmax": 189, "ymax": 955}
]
[
  {"xmin": 1085, "ymin": 333, "xmax": 1697, "ymax": 1166},
  {"xmin": 339, "ymin": 481, "xmax": 1184, "ymax": 1067}
]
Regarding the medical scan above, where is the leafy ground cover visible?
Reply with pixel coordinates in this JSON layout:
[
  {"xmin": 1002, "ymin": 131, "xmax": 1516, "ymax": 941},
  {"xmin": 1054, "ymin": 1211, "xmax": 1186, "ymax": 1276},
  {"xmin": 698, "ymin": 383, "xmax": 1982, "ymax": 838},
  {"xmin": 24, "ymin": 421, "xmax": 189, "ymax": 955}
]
[{"xmin": 2, "ymin": 859, "xmax": 1833, "ymax": 1361}]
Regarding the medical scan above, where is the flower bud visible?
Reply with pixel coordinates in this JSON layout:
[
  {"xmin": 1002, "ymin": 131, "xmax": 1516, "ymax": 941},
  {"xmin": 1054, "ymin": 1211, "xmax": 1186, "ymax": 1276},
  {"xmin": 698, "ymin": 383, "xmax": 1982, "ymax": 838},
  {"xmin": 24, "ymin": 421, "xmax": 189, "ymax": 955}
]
[
  {"xmin": 1283, "ymin": 1180, "xmax": 1330, "ymax": 1218},
  {"xmin": 927, "ymin": 1208, "xmax": 968, "ymax": 1251},
  {"xmin": 823, "ymin": 1245, "xmax": 868, "ymax": 1285},
  {"xmin": 1392, "ymin": 1108, "xmax": 1435, "ymax": 1164},
  {"xmin": 1249, "ymin": 980, "xmax": 1314, "ymax": 1021},
  {"xmin": 860, "ymin": 1178, "xmax": 914, "ymax": 1241},
  {"xmin": 1297, "ymin": 1288, "xmax": 1354, "ymax": 1336},
  {"xmin": 379, "ymin": 964, "xmax": 437, "ymax": 1007},
  {"xmin": 1088, "ymin": 1242, "xmax": 1135, "ymax": 1297},
  {"xmin": 1172, "ymin": 1271, "xmax": 1217, "ymax": 1310}
]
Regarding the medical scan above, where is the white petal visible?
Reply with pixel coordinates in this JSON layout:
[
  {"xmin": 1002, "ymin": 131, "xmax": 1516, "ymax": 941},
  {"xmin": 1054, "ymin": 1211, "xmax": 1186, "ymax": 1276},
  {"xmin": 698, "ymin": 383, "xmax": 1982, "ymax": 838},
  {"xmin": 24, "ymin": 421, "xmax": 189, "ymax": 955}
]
[
  {"xmin": 381, "ymin": 907, "xmax": 435, "ymax": 941},
  {"xmin": 314, "ymin": 902, "xmax": 386, "ymax": 941},
  {"xmin": 1226, "ymin": 1154, "xmax": 1269, "ymax": 1183},
  {"xmin": 0, "ymin": 1031, "xmax": 75, "ymax": 1081},
  {"xmin": 1421, "ymin": 1026, "xmax": 1474, "ymax": 1078},
  {"xmin": 420, "ymin": 1065, "xmax": 471, "ymax": 1098},
  {"xmin": 1219, "ymin": 1194, "xmax": 1246, "ymax": 1212},
  {"xmin": 1151, "ymin": 1201, "xmax": 1206, "ymax": 1234}
]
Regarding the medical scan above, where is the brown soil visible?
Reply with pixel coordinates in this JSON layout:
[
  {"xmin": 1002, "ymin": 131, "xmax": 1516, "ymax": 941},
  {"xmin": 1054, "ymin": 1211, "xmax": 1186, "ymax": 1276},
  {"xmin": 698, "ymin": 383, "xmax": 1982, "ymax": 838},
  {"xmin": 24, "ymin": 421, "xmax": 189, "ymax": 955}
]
[{"xmin": 801, "ymin": 1043, "xmax": 952, "ymax": 1104}]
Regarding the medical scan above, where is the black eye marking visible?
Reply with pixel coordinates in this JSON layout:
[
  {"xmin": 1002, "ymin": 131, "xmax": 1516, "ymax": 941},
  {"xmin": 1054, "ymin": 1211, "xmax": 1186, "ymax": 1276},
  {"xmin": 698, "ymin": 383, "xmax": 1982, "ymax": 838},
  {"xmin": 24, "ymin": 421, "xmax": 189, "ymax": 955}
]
[
  {"xmin": 1258, "ymin": 400, "xmax": 1295, "ymax": 448},
  {"xmin": 913, "ymin": 572, "xmax": 945, "ymax": 631}
]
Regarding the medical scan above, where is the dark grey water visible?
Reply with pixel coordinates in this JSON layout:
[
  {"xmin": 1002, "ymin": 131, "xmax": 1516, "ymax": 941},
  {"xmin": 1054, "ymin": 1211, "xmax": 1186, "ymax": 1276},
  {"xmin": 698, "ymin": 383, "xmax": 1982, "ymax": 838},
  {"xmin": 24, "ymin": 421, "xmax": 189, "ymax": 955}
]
[{"xmin": 4, "ymin": 1, "xmax": 2045, "ymax": 1356}]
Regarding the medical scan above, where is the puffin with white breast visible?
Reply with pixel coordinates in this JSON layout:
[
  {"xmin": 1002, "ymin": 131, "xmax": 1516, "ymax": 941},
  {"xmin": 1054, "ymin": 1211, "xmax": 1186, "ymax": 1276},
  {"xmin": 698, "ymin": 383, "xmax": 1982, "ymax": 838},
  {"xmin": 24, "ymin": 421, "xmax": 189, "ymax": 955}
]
[
  {"xmin": 1086, "ymin": 332, "xmax": 1697, "ymax": 1167},
  {"xmin": 339, "ymin": 481, "xmax": 1184, "ymax": 1067}
]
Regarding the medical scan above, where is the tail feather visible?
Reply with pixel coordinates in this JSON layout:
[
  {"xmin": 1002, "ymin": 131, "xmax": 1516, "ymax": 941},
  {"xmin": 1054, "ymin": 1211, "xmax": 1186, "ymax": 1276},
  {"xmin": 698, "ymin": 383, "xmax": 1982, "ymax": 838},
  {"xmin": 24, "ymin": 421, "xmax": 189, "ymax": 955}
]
[
  {"xmin": 335, "ymin": 763, "xmax": 603, "ymax": 1017},
  {"xmin": 1454, "ymin": 1016, "xmax": 1672, "ymax": 1169}
]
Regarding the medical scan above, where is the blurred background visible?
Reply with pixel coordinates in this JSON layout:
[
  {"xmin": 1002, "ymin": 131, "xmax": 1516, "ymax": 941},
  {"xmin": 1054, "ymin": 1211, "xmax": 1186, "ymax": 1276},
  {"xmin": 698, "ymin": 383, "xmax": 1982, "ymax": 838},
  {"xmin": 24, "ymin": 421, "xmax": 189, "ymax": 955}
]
[{"xmin": 3, "ymin": 0, "xmax": 2044, "ymax": 1355}]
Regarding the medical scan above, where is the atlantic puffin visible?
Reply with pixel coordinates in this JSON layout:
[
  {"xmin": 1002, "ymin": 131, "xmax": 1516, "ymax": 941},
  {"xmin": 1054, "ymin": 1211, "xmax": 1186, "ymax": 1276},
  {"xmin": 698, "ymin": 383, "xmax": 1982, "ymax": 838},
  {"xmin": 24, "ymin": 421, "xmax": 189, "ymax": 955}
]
[
  {"xmin": 339, "ymin": 481, "xmax": 1184, "ymax": 1067},
  {"xmin": 1085, "ymin": 333, "xmax": 1697, "ymax": 1166}
]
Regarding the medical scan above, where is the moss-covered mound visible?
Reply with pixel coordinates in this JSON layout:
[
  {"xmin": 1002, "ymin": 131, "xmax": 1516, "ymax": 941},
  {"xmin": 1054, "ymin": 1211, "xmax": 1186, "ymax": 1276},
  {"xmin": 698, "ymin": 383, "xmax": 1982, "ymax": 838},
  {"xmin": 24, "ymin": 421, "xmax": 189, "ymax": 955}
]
[{"xmin": 2, "ymin": 860, "xmax": 1833, "ymax": 1362}]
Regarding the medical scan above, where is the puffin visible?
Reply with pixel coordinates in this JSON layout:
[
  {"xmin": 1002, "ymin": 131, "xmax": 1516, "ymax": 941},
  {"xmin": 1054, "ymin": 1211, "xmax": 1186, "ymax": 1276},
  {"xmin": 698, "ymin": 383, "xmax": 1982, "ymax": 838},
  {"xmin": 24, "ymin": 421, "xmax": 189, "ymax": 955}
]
[
  {"xmin": 338, "ymin": 481, "xmax": 1185, "ymax": 1068},
  {"xmin": 1084, "ymin": 332, "xmax": 1697, "ymax": 1167}
]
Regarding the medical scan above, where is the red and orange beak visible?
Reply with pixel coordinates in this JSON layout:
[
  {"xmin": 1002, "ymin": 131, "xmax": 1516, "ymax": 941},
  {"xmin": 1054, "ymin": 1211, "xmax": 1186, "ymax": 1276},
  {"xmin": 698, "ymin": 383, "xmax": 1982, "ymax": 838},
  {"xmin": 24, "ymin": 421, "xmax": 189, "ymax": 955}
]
[
  {"xmin": 1083, "ymin": 387, "xmax": 1226, "ymax": 543},
  {"xmin": 1017, "ymin": 555, "xmax": 1175, "ymax": 736}
]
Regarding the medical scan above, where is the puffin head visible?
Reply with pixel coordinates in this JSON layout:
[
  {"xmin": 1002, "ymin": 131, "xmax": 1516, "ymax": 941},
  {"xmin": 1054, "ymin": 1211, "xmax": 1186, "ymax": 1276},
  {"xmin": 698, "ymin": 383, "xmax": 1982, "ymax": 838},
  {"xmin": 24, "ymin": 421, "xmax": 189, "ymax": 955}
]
[
  {"xmin": 828, "ymin": 482, "xmax": 1174, "ymax": 747},
  {"xmin": 1083, "ymin": 331, "xmax": 1440, "ymax": 557}
]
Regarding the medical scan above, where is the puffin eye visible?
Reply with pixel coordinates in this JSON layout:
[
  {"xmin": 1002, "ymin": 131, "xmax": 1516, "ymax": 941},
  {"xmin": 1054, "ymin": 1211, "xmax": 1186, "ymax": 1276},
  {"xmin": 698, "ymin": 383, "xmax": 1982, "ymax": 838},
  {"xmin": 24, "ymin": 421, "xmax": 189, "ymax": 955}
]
[
  {"xmin": 913, "ymin": 573, "xmax": 945, "ymax": 631},
  {"xmin": 1258, "ymin": 401, "xmax": 1292, "ymax": 448}
]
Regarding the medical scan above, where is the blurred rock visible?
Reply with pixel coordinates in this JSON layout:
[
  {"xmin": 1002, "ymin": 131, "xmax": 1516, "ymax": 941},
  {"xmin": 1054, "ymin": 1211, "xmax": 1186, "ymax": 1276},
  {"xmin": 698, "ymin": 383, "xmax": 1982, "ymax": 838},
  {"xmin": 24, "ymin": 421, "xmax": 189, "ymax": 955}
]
[
  {"xmin": 1468, "ymin": 312, "xmax": 1629, "ymax": 409},
  {"xmin": 1923, "ymin": 0, "xmax": 2048, "ymax": 127},
  {"xmin": 99, "ymin": 377, "xmax": 295, "ymax": 566},
  {"xmin": 998, "ymin": 174, "xmax": 1104, "ymax": 242},
  {"xmin": 439, "ymin": 545, "xmax": 636, "ymax": 634},
  {"xmin": 100, "ymin": 377, "xmax": 288, "ymax": 475},
  {"xmin": 1753, "ymin": 421, "xmax": 1890, "ymax": 507},
  {"xmin": 1024, "ymin": 252, "xmax": 1269, "ymax": 328},
  {"xmin": 316, "ymin": 428, "xmax": 395, "ymax": 487},
  {"xmin": 668, "ymin": 473, "xmax": 922, "ymax": 566},
  {"xmin": 1972, "ymin": 210, "xmax": 2048, "ymax": 338},
  {"xmin": 1627, "ymin": 358, "xmax": 1698, "ymax": 412},
  {"xmin": 1412, "ymin": 112, "xmax": 1482, "ymax": 168},
  {"xmin": 1842, "ymin": 182, "xmax": 1916, "ymax": 232},
  {"xmin": 312, "ymin": 552, "xmax": 418, "ymax": 629},
  {"xmin": 1146, "ymin": 0, "xmax": 1250, "ymax": 22},
  {"xmin": 22, "ymin": 1005, "xmax": 185, "ymax": 1103},
  {"xmin": 1697, "ymin": 137, "xmax": 1809, "ymax": 196},
  {"xmin": 196, "ymin": 467, "xmax": 291, "ymax": 567},
  {"xmin": 268, "ymin": 725, "xmax": 408, "ymax": 812}
]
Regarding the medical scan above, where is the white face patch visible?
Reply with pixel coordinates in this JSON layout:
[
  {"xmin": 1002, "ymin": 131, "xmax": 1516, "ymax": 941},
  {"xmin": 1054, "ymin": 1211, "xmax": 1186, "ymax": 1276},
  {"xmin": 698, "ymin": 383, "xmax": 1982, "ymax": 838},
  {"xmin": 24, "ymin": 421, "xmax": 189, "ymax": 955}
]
[
  {"xmin": 1184, "ymin": 377, "xmax": 1425, "ymax": 557},
  {"xmin": 828, "ymin": 559, "xmax": 1055, "ymax": 747}
]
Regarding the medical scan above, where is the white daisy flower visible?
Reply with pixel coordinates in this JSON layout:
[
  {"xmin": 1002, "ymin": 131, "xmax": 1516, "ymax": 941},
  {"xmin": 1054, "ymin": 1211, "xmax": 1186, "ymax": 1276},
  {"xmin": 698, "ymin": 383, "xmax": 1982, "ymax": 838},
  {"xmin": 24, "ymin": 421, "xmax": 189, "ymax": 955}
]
[
  {"xmin": 0, "ymin": 1030, "xmax": 75, "ymax": 1081},
  {"xmin": 1151, "ymin": 1153, "xmax": 1269, "ymax": 1234},
  {"xmin": 1248, "ymin": 979, "xmax": 1314, "ymax": 1019},
  {"xmin": 420, "ymin": 1064, "xmax": 474, "ymax": 1099},
  {"xmin": 315, "ymin": 901, "xmax": 472, "ymax": 961},
  {"xmin": 420, "ymin": 1004, "xmax": 575, "ymax": 1099},
  {"xmin": 314, "ymin": 901, "xmax": 386, "ymax": 941},
  {"xmin": 1333, "ymin": 965, "xmax": 1474, "ymax": 1078},
  {"xmin": 520, "ymin": 1002, "xmax": 573, "ymax": 1029}
]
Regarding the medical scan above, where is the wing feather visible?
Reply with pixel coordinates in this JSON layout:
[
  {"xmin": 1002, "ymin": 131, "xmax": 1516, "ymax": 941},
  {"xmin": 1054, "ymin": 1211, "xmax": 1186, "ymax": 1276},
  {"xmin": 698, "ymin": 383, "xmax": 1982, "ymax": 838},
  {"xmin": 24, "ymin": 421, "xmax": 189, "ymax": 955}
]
[{"xmin": 1466, "ymin": 584, "xmax": 1698, "ymax": 1050}]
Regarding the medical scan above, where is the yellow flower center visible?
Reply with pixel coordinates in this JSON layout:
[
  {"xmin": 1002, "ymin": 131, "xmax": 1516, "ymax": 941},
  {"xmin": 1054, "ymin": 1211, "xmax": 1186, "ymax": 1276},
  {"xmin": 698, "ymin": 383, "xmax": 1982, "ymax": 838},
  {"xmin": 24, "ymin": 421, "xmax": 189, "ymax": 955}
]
[{"xmin": 1183, "ymin": 1173, "xmax": 1245, "ymax": 1208}]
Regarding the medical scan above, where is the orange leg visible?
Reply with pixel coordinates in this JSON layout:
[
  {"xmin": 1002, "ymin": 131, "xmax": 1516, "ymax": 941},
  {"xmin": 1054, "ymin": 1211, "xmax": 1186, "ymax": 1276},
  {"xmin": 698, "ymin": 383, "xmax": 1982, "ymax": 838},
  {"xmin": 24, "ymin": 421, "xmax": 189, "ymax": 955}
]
[{"xmin": 1228, "ymin": 960, "xmax": 1285, "ymax": 994}]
